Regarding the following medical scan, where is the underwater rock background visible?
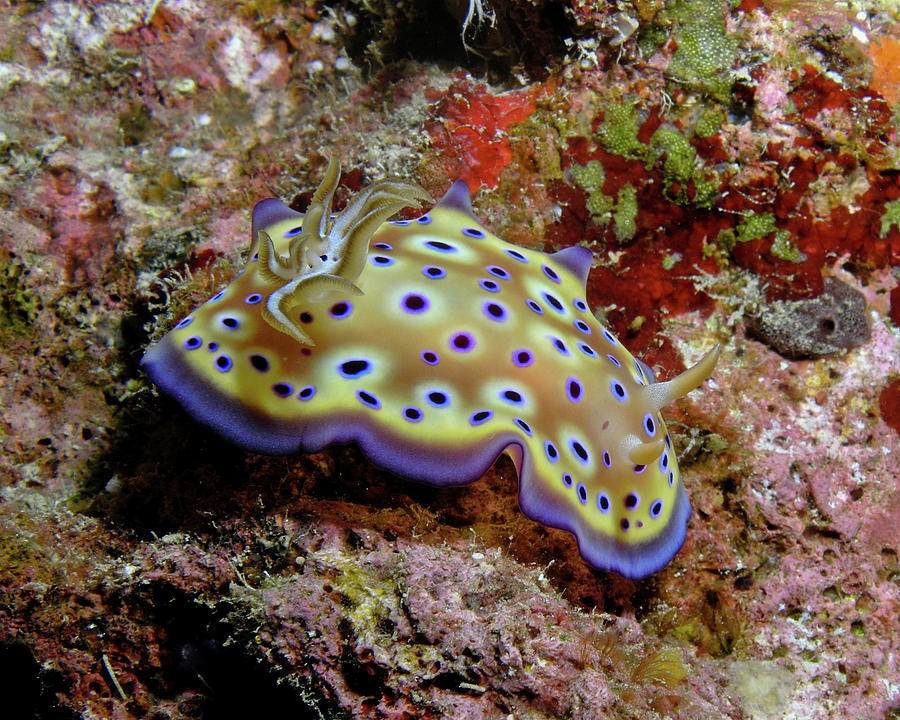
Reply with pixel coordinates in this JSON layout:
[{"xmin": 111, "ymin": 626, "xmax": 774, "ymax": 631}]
[{"xmin": 0, "ymin": 0, "xmax": 898, "ymax": 718}]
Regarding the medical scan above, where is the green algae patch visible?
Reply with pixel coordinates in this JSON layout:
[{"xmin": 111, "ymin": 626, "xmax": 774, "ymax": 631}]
[
  {"xmin": 0, "ymin": 250, "xmax": 39, "ymax": 341},
  {"xmin": 613, "ymin": 183, "xmax": 638, "ymax": 242},
  {"xmin": 648, "ymin": 124, "xmax": 719, "ymax": 207},
  {"xmin": 572, "ymin": 160, "xmax": 614, "ymax": 218},
  {"xmin": 770, "ymin": 232, "xmax": 806, "ymax": 263},
  {"xmin": 880, "ymin": 197, "xmax": 900, "ymax": 237},
  {"xmin": 597, "ymin": 103, "xmax": 645, "ymax": 159},
  {"xmin": 735, "ymin": 212, "xmax": 777, "ymax": 244},
  {"xmin": 667, "ymin": 0, "xmax": 738, "ymax": 102},
  {"xmin": 571, "ymin": 163, "xmax": 638, "ymax": 240}
]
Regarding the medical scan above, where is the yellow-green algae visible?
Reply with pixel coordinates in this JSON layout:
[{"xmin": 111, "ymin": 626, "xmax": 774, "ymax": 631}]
[
  {"xmin": 613, "ymin": 183, "xmax": 638, "ymax": 241},
  {"xmin": 597, "ymin": 103, "xmax": 645, "ymax": 159},
  {"xmin": 723, "ymin": 211, "xmax": 804, "ymax": 261},
  {"xmin": 769, "ymin": 233, "xmax": 806, "ymax": 263},
  {"xmin": 571, "ymin": 160, "xmax": 614, "ymax": 217},
  {"xmin": 879, "ymin": 197, "xmax": 900, "ymax": 237},
  {"xmin": 570, "ymin": 162, "xmax": 638, "ymax": 241},
  {"xmin": 666, "ymin": 0, "xmax": 738, "ymax": 102},
  {"xmin": 0, "ymin": 250, "xmax": 39, "ymax": 341},
  {"xmin": 648, "ymin": 124, "xmax": 719, "ymax": 207}
]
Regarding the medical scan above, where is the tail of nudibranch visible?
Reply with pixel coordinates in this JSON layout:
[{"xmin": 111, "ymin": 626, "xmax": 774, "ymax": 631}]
[
  {"xmin": 627, "ymin": 344, "xmax": 721, "ymax": 466},
  {"xmin": 643, "ymin": 344, "xmax": 721, "ymax": 412}
]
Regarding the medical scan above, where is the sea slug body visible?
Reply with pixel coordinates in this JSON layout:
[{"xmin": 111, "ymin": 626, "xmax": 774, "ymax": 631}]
[{"xmin": 142, "ymin": 160, "xmax": 720, "ymax": 579}]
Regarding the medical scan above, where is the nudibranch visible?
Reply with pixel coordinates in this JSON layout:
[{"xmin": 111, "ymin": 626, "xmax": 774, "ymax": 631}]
[{"xmin": 142, "ymin": 160, "xmax": 720, "ymax": 579}]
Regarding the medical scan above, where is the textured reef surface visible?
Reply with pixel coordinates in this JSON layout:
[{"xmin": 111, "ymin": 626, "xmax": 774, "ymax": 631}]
[{"xmin": 1, "ymin": 1, "xmax": 898, "ymax": 718}]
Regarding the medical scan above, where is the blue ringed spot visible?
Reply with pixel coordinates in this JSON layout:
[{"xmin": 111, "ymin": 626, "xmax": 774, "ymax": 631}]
[
  {"xmin": 284, "ymin": 225, "xmax": 303, "ymax": 237},
  {"xmin": 659, "ymin": 453, "xmax": 669, "ymax": 471},
  {"xmin": 512, "ymin": 349, "xmax": 533, "ymax": 367},
  {"xmin": 272, "ymin": 382, "xmax": 292, "ymax": 397},
  {"xmin": 214, "ymin": 354, "xmax": 232, "ymax": 372},
  {"xmin": 601, "ymin": 328, "xmax": 617, "ymax": 345},
  {"xmin": 526, "ymin": 299, "xmax": 544, "ymax": 314},
  {"xmin": 542, "ymin": 292, "xmax": 565, "ymax": 313},
  {"xmin": 478, "ymin": 278, "xmax": 500, "ymax": 292},
  {"xmin": 425, "ymin": 240, "xmax": 457, "ymax": 253},
  {"xmin": 562, "ymin": 473, "xmax": 574, "ymax": 488},
  {"xmin": 597, "ymin": 493, "xmax": 611, "ymax": 513},
  {"xmin": 500, "ymin": 389, "xmax": 524, "ymax": 405},
  {"xmin": 610, "ymin": 381, "xmax": 628, "ymax": 402},
  {"xmin": 505, "ymin": 248, "xmax": 528, "ymax": 262},
  {"xmin": 219, "ymin": 316, "xmax": 239, "ymax": 330},
  {"xmin": 208, "ymin": 290, "xmax": 225, "ymax": 303},
  {"xmin": 469, "ymin": 409, "xmax": 493, "ymax": 425},
  {"xmin": 403, "ymin": 406, "xmax": 423, "ymax": 422},
  {"xmin": 330, "ymin": 301, "xmax": 352, "ymax": 319},
  {"xmin": 620, "ymin": 518, "xmax": 630, "ymax": 531},
  {"xmin": 579, "ymin": 343, "xmax": 597, "ymax": 357},
  {"xmin": 513, "ymin": 418, "xmax": 533, "ymax": 436},
  {"xmin": 570, "ymin": 439, "xmax": 590, "ymax": 465},
  {"xmin": 416, "ymin": 214, "xmax": 432, "ymax": 224},
  {"xmin": 551, "ymin": 337, "xmax": 570, "ymax": 356},
  {"xmin": 298, "ymin": 386, "xmax": 316, "ymax": 401},
  {"xmin": 422, "ymin": 265, "xmax": 446, "ymax": 279},
  {"xmin": 624, "ymin": 492, "xmax": 640, "ymax": 509},
  {"xmin": 373, "ymin": 242, "xmax": 393, "ymax": 251},
  {"xmin": 544, "ymin": 441, "xmax": 559, "ymax": 463},
  {"xmin": 603, "ymin": 451, "xmax": 612, "ymax": 468},
  {"xmin": 244, "ymin": 293, "xmax": 262, "ymax": 305},
  {"xmin": 371, "ymin": 255, "xmax": 395, "ymax": 266},
  {"xmin": 668, "ymin": 470, "xmax": 675, "ymax": 487},
  {"xmin": 607, "ymin": 354, "xmax": 621, "ymax": 368},
  {"xmin": 574, "ymin": 298, "xmax": 588, "ymax": 312},
  {"xmin": 577, "ymin": 483, "xmax": 588, "ymax": 505},
  {"xmin": 390, "ymin": 219, "xmax": 411, "ymax": 226},
  {"xmin": 183, "ymin": 336, "xmax": 202, "ymax": 350},
  {"xmin": 542, "ymin": 264, "xmax": 560, "ymax": 283},
  {"xmin": 643, "ymin": 413, "xmax": 657, "ymax": 437},
  {"xmin": 482, "ymin": 301, "xmax": 507, "ymax": 322},
  {"xmin": 420, "ymin": 350, "xmax": 440, "ymax": 365},
  {"xmin": 633, "ymin": 464, "xmax": 646, "ymax": 474},
  {"xmin": 574, "ymin": 319, "xmax": 591, "ymax": 335},
  {"xmin": 249, "ymin": 354, "xmax": 269, "ymax": 372},
  {"xmin": 566, "ymin": 377, "xmax": 583, "ymax": 403},
  {"xmin": 650, "ymin": 500, "xmax": 663, "ymax": 519},
  {"xmin": 175, "ymin": 317, "xmax": 193, "ymax": 328},
  {"xmin": 356, "ymin": 390, "xmax": 380, "ymax": 409},
  {"xmin": 338, "ymin": 359, "xmax": 372, "ymax": 378},
  {"xmin": 401, "ymin": 293, "xmax": 429, "ymax": 314},
  {"xmin": 426, "ymin": 390, "xmax": 450, "ymax": 408},
  {"xmin": 462, "ymin": 226, "xmax": 485, "ymax": 238},
  {"xmin": 486, "ymin": 265, "xmax": 511, "ymax": 280},
  {"xmin": 207, "ymin": 341, "xmax": 218, "ymax": 351},
  {"xmin": 449, "ymin": 332, "xmax": 475, "ymax": 352}
]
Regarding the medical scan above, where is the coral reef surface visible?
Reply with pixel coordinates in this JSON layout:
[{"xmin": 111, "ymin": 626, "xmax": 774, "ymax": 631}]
[{"xmin": 1, "ymin": 0, "xmax": 898, "ymax": 718}]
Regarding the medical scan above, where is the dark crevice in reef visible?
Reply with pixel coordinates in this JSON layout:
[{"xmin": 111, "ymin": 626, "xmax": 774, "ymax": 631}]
[
  {"xmin": 329, "ymin": 0, "xmax": 571, "ymax": 80},
  {"xmin": 0, "ymin": 641, "xmax": 80, "ymax": 720},
  {"xmin": 146, "ymin": 586, "xmax": 340, "ymax": 720}
]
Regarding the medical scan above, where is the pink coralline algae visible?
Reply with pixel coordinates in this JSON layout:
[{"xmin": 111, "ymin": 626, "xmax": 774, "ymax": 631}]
[{"xmin": 28, "ymin": 167, "xmax": 120, "ymax": 285}]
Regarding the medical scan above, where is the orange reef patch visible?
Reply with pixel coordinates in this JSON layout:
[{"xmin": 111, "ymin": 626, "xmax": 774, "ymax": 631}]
[{"xmin": 425, "ymin": 76, "xmax": 538, "ymax": 190}]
